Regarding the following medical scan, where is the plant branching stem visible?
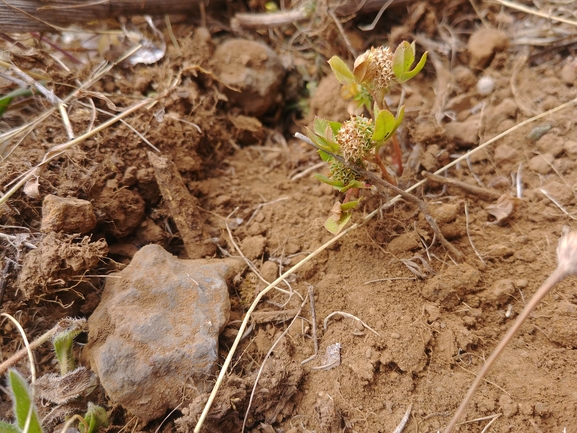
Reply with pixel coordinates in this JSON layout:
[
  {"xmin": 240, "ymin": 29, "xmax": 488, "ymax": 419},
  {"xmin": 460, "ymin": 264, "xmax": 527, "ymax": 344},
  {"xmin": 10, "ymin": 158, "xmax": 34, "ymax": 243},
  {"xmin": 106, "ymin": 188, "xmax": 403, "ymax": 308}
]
[
  {"xmin": 298, "ymin": 132, "xmax": 462, "ymax": 261},
  {"xmin": 358, "ymin": 165, "xmax": 463, "ymax": 262}
]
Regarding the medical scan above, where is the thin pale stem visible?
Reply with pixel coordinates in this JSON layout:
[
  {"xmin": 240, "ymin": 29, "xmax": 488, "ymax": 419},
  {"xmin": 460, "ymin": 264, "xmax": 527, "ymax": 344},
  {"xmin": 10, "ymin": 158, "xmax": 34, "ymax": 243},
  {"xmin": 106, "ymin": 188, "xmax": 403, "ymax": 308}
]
[{"xmin": 444, "ymin": 267, "xmax": 568, "ymax": 432}]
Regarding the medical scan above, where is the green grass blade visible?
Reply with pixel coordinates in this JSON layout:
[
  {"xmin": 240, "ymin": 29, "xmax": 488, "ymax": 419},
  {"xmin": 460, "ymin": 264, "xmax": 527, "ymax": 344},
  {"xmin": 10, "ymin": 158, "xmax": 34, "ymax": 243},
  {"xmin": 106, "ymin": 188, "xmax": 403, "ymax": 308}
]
[{"xmin": 8, "ymin": 370, "xmax": 43, "ymax": 433}]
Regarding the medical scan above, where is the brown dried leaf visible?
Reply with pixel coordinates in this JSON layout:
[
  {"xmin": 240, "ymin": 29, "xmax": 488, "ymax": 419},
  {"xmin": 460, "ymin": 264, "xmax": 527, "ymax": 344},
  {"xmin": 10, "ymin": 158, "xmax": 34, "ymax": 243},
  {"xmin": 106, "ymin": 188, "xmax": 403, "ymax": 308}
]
[
  {"xmin": 486, "ymin": 194, "xmax": 521, "ymax": 224},
  {"xmin": 36, "ymin": 366, "xmax": 98, "ymax": 405},
  {"xmin": 329, "ymin": 201, "xmax": 343, "ymax": 222}
]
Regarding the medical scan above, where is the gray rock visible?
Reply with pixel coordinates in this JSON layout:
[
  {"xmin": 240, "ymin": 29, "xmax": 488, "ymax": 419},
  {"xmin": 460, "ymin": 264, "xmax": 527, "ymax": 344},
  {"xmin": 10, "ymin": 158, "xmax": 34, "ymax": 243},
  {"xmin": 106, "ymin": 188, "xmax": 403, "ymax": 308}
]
[{"xmin": 86, "ymin": 244, "xmax": 243, "ymax": 422}]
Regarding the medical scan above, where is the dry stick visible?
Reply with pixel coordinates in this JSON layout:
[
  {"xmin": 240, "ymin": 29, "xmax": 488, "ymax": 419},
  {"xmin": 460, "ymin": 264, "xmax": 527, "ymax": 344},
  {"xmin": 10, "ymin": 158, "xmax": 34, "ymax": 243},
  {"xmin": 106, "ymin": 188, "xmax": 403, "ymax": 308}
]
[
  {"xmin": 147, "ymin": 152, "xmax": 208, "ymax": 259},
  {"xmin": 444, "ymin": 228, "xmax": 577, "ymax": 433},
  {"xmin": 421, "ymin": 171, "xmax": 501, "ymax": 201},
  {"xmin": 0, "ymin": 317, "xmax": 86, "ymax": 376},
  {"xmin": 194, "ymin": 98, "xmax": 577, "ymax": 432},
  {"xmin": 233, "ymin": 7, "xmax": 309, "ymax": 28}
]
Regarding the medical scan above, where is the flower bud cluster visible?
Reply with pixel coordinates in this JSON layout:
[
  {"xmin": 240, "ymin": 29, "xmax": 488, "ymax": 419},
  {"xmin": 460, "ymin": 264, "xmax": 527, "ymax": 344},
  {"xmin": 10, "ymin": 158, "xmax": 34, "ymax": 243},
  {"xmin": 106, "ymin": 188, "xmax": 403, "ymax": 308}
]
[
  {"xmin": 336, "ymin": 116, "xmax": 374, "ymax": 163},
  {"xmin": 354, "ymin": 46, "xmax": 395, "ymax": 91}
]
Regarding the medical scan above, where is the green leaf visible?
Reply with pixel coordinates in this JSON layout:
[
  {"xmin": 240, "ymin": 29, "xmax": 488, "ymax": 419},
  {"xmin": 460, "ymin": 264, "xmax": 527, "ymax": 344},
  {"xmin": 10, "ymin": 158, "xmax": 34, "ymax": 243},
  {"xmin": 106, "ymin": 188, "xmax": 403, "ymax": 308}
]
[
  {"xmin": 318, "ymin": 150, "xmax": 332, "ymax": 162},
  {"xmin": 372, "ymin": 106, "xmax": 405, "ymax": 144},
  {"xmin": 9, "ymin": 370, "xmax": 43, "ymax": 433},
  {"xmin": 53, "ymin": 328, "xmax": 82, "ymax": 375},
  {"xmin": 372, "ymin": 109, "xmax": 396, "ymax": 142},
  {"xmin": 304, "ymin": 127, "xmax": 339, "ymax": 153},
  {"xmin": 338, "ymin": 179, "xmax": 367, "ymax": 192},
  {"xmin": 313, "ymin": 116, "xmax": 330, "ymax": 136},
  {"xmin": 314, "ymin": 173, "xmax": 345, "ymax": 188},
  {"xmin": 340, "ymin": 200, "xmax": 360, "ymax": 211},
  {"xmin": 313, "ymin": 117, "xmax": 341, "ymax": 139},
  {"xmin": 327, "ymin": 120, "xmax": 342, "ymax": 136},
  {"xmin": 328, "ymin": 56, "xmax": 355, "ymax": 84},
  {"xmin": 0, "ymin": 96, "xmax": 15, "ymax": 118},
  {"xmin": 80, "ymin": 403, "xmax": 109, "ymax": 433},
  {"xmin": 0, "ymin": 421, "xmax": 20, "ymax": 433},
  {"xmin": 324, "ymin": 209, "xmax": 353, "ymax": 234},
  {"xmin": 0, "ymin": 82, "xmax": 47, "ymax": 118},
  {"xmin": 393, "ymin": 41, "xmax": 427, "ymax": 83},
  {"xmin": 392, "ymin": 41, "xmax": 415, "ymax": 78}
]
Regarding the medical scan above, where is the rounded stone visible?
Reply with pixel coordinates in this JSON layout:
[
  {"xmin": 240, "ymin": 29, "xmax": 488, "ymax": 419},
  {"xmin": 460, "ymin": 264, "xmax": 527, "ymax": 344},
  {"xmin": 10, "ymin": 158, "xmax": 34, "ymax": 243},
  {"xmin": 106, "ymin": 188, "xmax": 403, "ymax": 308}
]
[{"xmin": 212, "ymin": 39, "xmax": 284, "ymax": 117}]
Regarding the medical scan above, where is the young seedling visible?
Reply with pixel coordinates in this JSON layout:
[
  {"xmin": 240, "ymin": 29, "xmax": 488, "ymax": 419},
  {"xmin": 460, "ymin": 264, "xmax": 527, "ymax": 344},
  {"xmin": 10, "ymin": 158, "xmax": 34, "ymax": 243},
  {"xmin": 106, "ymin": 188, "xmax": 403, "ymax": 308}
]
[
  {"xmin": 304, "ymin": 42, "xmax": 427, "ymax": 234},
  {"xmin": 0, "ymin": 318, "xmax": 107, "ymax": 433},
  {"xmin": 52, "ymin": 326, "xmax": 83, "ymax": 376},
  {"xmin": 444, "ymin": 227, "xmax": 577, "ymax": 432}
]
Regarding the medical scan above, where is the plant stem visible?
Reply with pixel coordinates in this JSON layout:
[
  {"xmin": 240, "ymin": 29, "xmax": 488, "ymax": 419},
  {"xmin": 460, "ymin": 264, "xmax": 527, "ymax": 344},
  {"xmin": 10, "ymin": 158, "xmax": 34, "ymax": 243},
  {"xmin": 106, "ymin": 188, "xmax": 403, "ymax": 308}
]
[
  {"xmin": 390, "ymin": 134, "xmax": 404, "ymax": 176},
  {"xmin": 373, "ymin": 153, "xmax": 397, "ymax": 185}
]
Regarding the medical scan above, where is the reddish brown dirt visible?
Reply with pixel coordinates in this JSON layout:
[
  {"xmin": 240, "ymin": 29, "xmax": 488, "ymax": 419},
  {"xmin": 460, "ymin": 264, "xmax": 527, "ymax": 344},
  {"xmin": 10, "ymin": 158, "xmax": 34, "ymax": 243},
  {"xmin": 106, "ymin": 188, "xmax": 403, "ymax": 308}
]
[{"xmin": 2, "ymin": 2, "xmax": 577, "ymax": 432}]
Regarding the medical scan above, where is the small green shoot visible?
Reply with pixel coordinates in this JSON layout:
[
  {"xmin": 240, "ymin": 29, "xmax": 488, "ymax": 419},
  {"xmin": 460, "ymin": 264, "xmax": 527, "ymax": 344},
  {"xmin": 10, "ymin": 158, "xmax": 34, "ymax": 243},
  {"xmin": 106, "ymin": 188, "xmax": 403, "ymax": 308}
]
[
  {"xmin": 53, "ymin": 327, "xmax": 83, "ymax": 376},
  {"xmin": 0, "ymin": 82, "xmax": 46, "ymax": 118},
  {"xmin": 79, "ymin": 403, "xmax": 109, "ymax": 433}
]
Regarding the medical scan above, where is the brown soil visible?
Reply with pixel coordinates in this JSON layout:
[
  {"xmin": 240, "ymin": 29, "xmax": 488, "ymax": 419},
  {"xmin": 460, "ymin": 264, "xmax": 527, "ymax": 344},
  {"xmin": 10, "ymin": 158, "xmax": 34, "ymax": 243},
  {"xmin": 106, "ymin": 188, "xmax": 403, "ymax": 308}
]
[{"xmin": 2, "ymin": 1, "xmax": 577, "ymax": 432}]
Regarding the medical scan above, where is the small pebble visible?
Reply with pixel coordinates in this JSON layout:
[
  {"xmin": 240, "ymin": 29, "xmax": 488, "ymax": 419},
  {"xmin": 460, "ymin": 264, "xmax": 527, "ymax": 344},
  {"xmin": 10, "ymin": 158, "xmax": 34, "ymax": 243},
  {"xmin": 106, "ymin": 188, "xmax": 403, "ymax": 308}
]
[
  {"xmin": 527, "ymin": 124, "xmax": 552, "ymax": 142},
  {"xmin": 477, "ymin": 76, "xmax": 495, "ymax": 94},
  {"xmin": 528, "ymin": 153, "xmax": 554, "ymax": 174}
]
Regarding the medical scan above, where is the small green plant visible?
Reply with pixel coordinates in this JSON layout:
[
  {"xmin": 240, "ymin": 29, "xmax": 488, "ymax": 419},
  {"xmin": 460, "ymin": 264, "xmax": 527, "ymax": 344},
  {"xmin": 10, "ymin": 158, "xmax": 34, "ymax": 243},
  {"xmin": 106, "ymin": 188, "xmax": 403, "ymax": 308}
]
[
  {"xmin": 305, "ymin": 42, "xmax": 427, "ymax": 234},
  {"xmin": 53, "ymin": 326, "xmax": 84, "ymax": 376},
  {"xmin": 0, "ymin": 321, "xmax": 107, "ymax": 433}
]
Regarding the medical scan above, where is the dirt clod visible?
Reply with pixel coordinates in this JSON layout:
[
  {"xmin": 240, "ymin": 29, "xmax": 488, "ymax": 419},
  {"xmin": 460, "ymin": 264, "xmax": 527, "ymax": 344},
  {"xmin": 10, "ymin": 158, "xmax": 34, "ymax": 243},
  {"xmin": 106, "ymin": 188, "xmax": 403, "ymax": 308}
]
[
  {"xmin": 17, "ymin": 232, "xmax": 108, "ymax": 300},
  {"xmin": 41, "ymin": 194, "xmax": 96, "ymax": 234},
  {"xmin": 213, "ymin": 39, "xmax": 284, "ymax": 117},
  {"xmin": 467, "ymin": 28, "xmax": 510, "ymax": 70},
  {"xmin": 421, "ymin": 263, "xmax": 481, "ymax": 307},
  {"xmin": 528, "ymin": 153, "xmax": 555, "ymax": 174}
]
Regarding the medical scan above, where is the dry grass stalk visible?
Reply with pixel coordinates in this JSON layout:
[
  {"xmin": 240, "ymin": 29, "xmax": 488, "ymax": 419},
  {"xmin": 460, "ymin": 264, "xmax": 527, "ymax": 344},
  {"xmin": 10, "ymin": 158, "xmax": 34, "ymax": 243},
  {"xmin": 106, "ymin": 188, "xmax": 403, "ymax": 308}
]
[
  {"xmin": 444, "ymin": 228, "xmax": 577, "ymax": 432},
  {"xmin": 0, "ymin": 317, "xmax": 86, "ymax": 376},
  {"xmin": 494, "ymin": 0, "xmax": 577, "ymax": 27}
]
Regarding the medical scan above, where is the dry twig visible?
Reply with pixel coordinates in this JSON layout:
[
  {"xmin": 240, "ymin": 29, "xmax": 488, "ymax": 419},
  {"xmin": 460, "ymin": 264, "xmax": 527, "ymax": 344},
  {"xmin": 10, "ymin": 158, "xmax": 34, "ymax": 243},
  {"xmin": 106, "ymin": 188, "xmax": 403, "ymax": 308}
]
[
  {"xmin": 444, "ymin": 228, "xmax": 577, "ymax": 432},
  {"xmin": 422, "ymin": 171, "xmax": 501, "ymax": 201}
]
